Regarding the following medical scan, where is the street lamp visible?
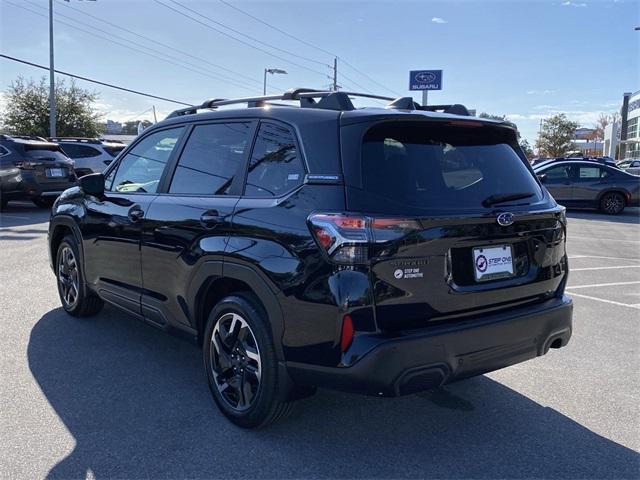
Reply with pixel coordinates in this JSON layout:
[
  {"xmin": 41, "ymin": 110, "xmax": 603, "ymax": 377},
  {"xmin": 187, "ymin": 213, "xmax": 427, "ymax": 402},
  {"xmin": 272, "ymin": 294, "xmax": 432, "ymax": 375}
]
[
  {"xmin": 49, "ymin": 0, "xmax": 95, "ymax": 137},
  {"xmin": 263, "ymin": 68, "xmax": 287, "ymax": 95}
]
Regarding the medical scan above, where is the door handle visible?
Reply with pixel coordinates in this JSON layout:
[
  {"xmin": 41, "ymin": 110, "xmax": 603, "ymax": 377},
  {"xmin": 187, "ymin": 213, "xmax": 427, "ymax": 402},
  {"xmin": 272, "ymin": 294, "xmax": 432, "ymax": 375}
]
[
  {"xmin": 128, "ymin": 206, "xmax": 144, "ymax": 222},
  {"xmin": 200, "ymin": 210, "xmax": 221, "ymax": 229}
]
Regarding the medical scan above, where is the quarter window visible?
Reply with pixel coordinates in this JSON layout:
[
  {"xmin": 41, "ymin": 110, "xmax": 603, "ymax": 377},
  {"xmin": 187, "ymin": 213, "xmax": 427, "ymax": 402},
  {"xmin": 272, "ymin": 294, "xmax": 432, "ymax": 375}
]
[
  {"xmin": 245, "ymin": 123, "xmax": 304, "ymax": 197},
  {"xmin": 108, "ymin": 127, "xmax": 183, "ymax": 193},
  {"xmin": 169, "ymin": 123, "xmax": 250, "ymax": 195}
]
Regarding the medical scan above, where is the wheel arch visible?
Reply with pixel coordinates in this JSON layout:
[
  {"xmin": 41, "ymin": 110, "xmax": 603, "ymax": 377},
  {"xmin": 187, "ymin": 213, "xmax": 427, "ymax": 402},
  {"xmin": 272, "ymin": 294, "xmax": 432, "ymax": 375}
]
[
  {"xmin": 189, "ymin": 261, "xmax": 286, "ymax": 360},
  {"xmin": 49, "ymin": 216, "xmax": 85, "ymax": 272},
  {"xmin": 596, "ymin": 188, "xmax": 629, "ymax": 205}
]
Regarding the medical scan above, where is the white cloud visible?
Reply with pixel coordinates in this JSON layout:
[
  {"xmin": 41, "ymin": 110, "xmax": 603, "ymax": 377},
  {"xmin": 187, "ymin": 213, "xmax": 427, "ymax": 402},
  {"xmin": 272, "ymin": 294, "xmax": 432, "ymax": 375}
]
[
  {"xmin": 431, "ymin": 17, "xmax": 447, "ymax": 24},
  {"xmin": 561, "ymin": 1, "xmax": 587, "ymax": 7},
  {"xmin": 526, "ymin": 89, "xmax": 558, "ymax": 95}
]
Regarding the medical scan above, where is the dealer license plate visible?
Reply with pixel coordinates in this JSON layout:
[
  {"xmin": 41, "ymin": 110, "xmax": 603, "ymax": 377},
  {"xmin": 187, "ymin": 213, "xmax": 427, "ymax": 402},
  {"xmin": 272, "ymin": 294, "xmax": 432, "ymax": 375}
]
[
  {"xmin": 473, "ymin": 245, "xmax": 514, "ymax": 282},
  {"xmin": 46, "ymin": 168, "xmax": 65, "ymax": 177}
]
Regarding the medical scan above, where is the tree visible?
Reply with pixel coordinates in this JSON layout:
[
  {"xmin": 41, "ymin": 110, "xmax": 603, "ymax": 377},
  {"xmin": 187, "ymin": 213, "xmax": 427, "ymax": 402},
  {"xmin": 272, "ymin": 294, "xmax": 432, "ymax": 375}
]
[
  {"xmin": 593, "ymin": 112, "xmax": 622, "ymax": 141},
  {"xmin": 519, "ymin": 139, "xmax": 534, "ymax": 158},
  {"xmin": 535, "ymin": 114, "xmax": 579, "ymax": 157},
  {"xmin": 478, "ymin": 112, "xmax": 506, "ymax": 121},
  {"xmin": 0, "ymin": 76, "xmax": 102, "ymax": 137}
]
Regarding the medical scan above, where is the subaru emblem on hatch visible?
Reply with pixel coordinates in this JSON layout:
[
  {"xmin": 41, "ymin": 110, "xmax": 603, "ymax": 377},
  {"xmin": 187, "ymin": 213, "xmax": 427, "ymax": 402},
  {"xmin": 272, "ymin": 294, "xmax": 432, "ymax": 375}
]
[{"xmin": 496, "ymin": 212, "xmax": 514, "ymax": 227}]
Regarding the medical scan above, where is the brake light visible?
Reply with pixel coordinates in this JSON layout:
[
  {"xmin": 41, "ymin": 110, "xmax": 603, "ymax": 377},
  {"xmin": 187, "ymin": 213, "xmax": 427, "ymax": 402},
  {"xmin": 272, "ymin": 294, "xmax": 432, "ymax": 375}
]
[
  {"xmin": 14, "ymin": 160, "xmax": 36, "ymax": 170},
  {"xmin": 340, "ymin": 314, "xmax": 354, "ymax": 352},
  {"xmin": 308, "ymin": 213, "xmax": 421, "ymax": 264}
]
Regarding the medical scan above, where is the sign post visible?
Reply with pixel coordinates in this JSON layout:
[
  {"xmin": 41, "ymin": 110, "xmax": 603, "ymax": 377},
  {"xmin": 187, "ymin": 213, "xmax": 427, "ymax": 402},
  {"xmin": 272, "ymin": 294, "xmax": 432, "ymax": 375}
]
[{"xmin": 409, "ymin": 70, "xmax": 443, "ymax": 106}]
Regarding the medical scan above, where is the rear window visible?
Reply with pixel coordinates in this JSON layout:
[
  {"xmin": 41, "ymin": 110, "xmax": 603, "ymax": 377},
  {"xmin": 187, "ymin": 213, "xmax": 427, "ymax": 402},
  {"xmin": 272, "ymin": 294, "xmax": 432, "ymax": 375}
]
[
  {"xmin": 24, "ymin": 144, "xmax": 70, "ymax": 161},
  {"xmin": 354, "ymin": 122, "xmax": 542, "ymax": 213}
]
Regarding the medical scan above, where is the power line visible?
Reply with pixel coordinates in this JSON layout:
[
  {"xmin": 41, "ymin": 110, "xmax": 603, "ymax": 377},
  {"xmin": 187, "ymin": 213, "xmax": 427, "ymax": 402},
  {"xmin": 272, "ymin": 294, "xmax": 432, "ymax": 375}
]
[
  {"xmin": 167, "ymin": 0, "xmax": 329, "ymax": 68},
  {"xmin": 16, "ymin": 0, "xmax": 259, "ymax": 93},
  {"xmin": 217, "ymin": 0, "xmax": 336, "ymax": 58},
  {"xmin": 0, "ymin": 53, "xmax": 192, "ymax": 106},
  {"xmin": 153, "ymin": 0, "xmax": 331, "ymax": 79},
  {"xmin": 54, "ymin": 0, "xmax": 267, "ymax": 90},
  {"xmin": 215, "ymin": 0, "xmax": 401, "ymax": 97}
]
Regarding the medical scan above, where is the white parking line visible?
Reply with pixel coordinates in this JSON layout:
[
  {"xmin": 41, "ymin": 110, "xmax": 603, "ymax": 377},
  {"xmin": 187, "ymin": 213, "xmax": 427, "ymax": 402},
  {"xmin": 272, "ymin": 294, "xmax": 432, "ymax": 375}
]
[
  {"xmin": 568, "ymin": 291, "xmax": 640, "ymax": 310},
  {"xmin": 570, "ymin": 236, "xmax": 640, "ymax": 244},
  {"xmin": 571, "ymin": 265, "xmax": 640, "ymax": 272},
  {"xmin": 569, "ymin": 255, "xmax": 640, "ymax": 262},
  {"xmin": 566, "ymin": 281, "xmax": 640, "ymax": 289}
]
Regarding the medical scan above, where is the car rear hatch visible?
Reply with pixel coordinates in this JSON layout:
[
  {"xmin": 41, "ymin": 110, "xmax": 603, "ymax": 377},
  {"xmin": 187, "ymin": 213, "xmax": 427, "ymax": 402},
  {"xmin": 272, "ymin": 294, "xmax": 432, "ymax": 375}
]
[
  {"xmin": 21, "ymin": 143, "xmax": 76, "ymax": 187},
  {"xmin": 338, "ymin": 116, "xmax": 567, "ymax": 331}
]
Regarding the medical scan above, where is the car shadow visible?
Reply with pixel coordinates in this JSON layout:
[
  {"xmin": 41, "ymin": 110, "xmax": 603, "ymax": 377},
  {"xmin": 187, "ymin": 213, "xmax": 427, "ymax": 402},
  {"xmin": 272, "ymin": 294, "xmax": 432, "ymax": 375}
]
[
  {"xmin": 29, "ymin": 307, "xmax": 639, "ymax": 479},
  {"xmin": 566, "ymin": 207, "xmax": 640, "ymax": 225},
  {"xmin": 0, "ymin": 201, "xmax": 51, "ymax": 229}
]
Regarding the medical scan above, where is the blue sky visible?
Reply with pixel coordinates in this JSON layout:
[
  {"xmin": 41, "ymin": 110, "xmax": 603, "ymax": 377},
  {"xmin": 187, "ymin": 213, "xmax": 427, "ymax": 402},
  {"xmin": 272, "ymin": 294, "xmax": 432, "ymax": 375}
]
[{"xmin": 0, "ymin": 0, "xmax": 638, "ymax": 144}]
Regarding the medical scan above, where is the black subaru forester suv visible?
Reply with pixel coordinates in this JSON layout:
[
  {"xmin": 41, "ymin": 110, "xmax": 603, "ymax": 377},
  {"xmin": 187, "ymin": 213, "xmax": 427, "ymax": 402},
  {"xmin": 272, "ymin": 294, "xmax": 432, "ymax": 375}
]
[{"xmin": 48, "ymin": 89, "xmax": 572, "ymax": 428}]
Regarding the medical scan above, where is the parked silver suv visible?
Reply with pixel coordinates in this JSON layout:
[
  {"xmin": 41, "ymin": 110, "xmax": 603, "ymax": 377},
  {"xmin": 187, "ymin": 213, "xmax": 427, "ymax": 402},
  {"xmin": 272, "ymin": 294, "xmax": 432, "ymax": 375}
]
[{"xmin": 51, "ymin": 138, "xmax": 125, "ymax": 177}]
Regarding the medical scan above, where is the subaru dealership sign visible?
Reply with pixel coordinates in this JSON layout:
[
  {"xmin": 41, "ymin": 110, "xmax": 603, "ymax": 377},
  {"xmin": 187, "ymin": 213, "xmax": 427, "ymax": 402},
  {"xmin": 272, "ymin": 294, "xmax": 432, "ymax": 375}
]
[{"xmin": 409, "ymin": 70, "xmax": 443, "ymax": 91}]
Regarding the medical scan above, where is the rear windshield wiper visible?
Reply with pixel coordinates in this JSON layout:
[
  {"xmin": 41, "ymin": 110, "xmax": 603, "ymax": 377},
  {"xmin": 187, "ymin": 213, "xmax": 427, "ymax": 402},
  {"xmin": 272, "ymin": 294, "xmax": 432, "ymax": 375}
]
[{"xmin": 482, "ymin": 192, "xmax": 535, "ymax": 207}]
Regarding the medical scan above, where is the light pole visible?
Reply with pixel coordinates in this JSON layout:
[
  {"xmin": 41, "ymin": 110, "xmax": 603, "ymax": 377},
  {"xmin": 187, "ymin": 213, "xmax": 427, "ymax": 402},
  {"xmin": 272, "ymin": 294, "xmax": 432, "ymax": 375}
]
[
  {"xmin": 49, "ymin": 0, "xmax": 95, "ymax": 137},
  {"xmin": 263, "ymin": 68, "xmax": 287, "ymax": 95},
  {"xmin": 49, "ymin": 0, "xmax": 55, "ymax": 137}
]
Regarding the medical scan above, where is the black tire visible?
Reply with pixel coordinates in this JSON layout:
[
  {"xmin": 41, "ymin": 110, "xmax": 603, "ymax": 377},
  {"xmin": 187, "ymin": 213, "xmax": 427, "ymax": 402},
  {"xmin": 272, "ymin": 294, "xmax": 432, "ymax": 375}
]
[
  {"xmin": 599, "ymin": 192, "xmax": 625, "ymax": 215},
  {"xmin": 203, "ymin": 294, "xmax": 293, "ymax": 428},
  {"xmin": 56, "ymin": 235, "xmax": 104, "ymax": 317},
  {"xmin": 33, "ymin": 197, "xmax": 56, "ymax": 208}
]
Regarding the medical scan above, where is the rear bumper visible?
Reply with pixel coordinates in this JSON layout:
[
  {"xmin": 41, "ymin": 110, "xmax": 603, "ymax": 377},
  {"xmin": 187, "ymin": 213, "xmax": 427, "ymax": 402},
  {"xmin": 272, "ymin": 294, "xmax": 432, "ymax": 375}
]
[
  {"xmin": 286, "ymin": 296, "xmax": 573, "ymax": 396},
  {"xmin": 0, "ymin": 170, "xmax": 76, "ymax": 200}
]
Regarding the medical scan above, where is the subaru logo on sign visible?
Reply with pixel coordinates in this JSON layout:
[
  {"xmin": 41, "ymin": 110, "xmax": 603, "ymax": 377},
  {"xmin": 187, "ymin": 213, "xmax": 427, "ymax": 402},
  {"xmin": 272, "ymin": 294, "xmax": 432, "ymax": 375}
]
[
  {"xmin": 409, "ymin": 70, "xmax": 443, "ymax": 91},
  {"xmin": 415, "ymin": 72, "xmax": 436, "ymax": 83},
  {"xmin": 496, "ymin": 213, "xmax": 514, "ymax": 227}
]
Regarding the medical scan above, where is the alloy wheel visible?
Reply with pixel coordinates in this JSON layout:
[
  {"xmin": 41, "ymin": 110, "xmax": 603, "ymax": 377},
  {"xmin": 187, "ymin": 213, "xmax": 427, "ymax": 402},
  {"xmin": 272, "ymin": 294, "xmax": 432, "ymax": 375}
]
[
  {"xmin": 602, "ymin": 193, "xmax": 624, "ymax": 214},
  {"xmin": 210, "ymin": 312, "xmax": 262, "ymax": 411},
  {"xmin": 58, "ymin": 246, "xmax": 79, "ymax": 308}
]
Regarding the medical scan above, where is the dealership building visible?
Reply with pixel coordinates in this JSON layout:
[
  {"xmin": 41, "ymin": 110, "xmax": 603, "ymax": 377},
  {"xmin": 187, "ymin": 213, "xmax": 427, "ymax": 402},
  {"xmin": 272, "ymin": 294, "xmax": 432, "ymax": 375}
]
[{"xmin": 604, "ymin": 90, "xmax": 640, "ymax": 159}]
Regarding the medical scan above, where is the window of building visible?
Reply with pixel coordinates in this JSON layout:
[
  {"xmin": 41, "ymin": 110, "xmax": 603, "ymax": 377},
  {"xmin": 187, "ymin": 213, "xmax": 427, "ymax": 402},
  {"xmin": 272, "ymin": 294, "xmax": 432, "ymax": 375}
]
[
  {"xmin": 244, "ymin": 123, "xmax": 304, "ymax": 197},
  {"xmin": 169, "ymin": 123, "xmax": 250, "ymax": 195}
]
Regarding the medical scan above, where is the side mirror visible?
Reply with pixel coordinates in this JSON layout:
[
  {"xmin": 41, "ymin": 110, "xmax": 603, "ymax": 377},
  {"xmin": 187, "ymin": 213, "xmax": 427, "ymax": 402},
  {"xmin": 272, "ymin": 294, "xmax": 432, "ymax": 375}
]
[
  {"xmin": 79, "ymin": 172, "xmax": 105, "ymax": 197},
  {"xmin": 537, "ymin": 173, "xmax": 547, "ymax": 183}
]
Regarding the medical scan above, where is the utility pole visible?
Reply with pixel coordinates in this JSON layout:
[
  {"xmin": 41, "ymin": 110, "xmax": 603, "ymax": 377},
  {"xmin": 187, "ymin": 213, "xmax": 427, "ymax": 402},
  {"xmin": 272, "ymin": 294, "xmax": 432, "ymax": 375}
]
[
  {"xmin": 152, "ymin": 105, "xmax": 157, "ymax": 123},
  {"xmin": 332, "ymin": 57, "xmax": 338, "ymax": 91},
  {"xmin": 49, "ymin": 0, "xmax": 56, "ymax": 138}
]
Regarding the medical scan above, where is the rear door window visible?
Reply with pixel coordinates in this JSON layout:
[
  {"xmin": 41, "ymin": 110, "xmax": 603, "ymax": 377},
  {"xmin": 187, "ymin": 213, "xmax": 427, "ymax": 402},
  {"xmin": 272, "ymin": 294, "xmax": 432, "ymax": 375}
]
[
  {"xmin": 354, "ymin": 122, "xmax": 542, "ymax": 213},
  {"xmin": 169, "ymin": 122, "xmax": 250, "ymax": 195},
  {"xmin": 577, "ymin": 165, "xmax": 606, "ymax": 180},
  {"xmin": 244, "ymin": 122, "xmax": 304, "ymax": 197}
]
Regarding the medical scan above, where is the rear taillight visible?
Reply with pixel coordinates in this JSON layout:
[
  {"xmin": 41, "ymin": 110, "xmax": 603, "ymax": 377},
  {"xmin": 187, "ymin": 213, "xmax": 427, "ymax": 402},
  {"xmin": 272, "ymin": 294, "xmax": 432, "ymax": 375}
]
[
  {"xmin": 14, "ymin": 160, "xmax": 36, "ymax": 170},
  {"xmin": 308, "ymin": 213, "xmax": 421, "ymax": 264}
]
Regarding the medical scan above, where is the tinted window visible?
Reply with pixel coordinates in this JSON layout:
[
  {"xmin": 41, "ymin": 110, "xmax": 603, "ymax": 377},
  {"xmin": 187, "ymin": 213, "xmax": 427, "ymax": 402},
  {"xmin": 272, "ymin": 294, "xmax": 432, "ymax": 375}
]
[
  {"xmin": 169, "ymin": 123, "xmax": 250, "ymax": 195},
  {"xmin": 103, "ymin": 145, "xmax": 125, "ymax": 158},
  {"xmin": 61, "ymin": 144, "xmax": 101, "ymax": 158},
  {"xmin": 245, "ymin": 123, "xmax": 304, "ymax": 197},
  {"xmin": 543, "ymin": 165, "xmax": 572, "ymax": 181},
  {"xmin": 109, "ymin": 127, "xmax": 183, "ymax": 193},
  {"xmin": 357, "ymin": 122, "xmax": 542, "ymax": 212}
]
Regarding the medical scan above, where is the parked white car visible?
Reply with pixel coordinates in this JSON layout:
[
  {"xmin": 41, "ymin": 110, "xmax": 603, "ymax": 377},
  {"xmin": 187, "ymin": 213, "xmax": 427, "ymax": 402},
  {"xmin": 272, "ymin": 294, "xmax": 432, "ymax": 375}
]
[
  {"xmin": 51, "ymin": 138, "xmax": 126, "ymax": 176},
  {"xmin": 617, "ymin": 159, "xmax": 640, "ymax": 176}
]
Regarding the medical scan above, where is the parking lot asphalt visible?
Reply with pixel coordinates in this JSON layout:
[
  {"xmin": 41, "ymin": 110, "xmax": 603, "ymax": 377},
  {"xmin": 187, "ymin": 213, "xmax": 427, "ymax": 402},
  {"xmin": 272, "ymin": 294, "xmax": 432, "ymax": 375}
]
[{"xmin": 1, "ymin": 203, "xmax": 639, "ymax": 479}]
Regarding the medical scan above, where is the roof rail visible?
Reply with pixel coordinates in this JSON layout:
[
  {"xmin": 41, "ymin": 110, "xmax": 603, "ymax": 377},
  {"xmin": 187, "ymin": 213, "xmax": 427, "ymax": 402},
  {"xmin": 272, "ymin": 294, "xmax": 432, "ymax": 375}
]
[
  {"xmin": 0, "ymin": 134, "xmax": 50, "ymax": 142},
  {"xmin": 49, "ymin": 137, "xmax": 103, "ymax": 144},
  {"xmin": 165, "ymin": 88, "xmax": 396, "ymax": 118},
  {"xmin": 384, "ymin": 98, "xmax": 471, "ymax": 116}
]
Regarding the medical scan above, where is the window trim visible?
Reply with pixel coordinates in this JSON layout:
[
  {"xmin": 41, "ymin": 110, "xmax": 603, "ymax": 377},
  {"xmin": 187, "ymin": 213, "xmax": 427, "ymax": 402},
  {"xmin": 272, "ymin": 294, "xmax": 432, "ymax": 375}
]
[
  {"xmin": 238, "ymin": 119, "xmax": 308, "ymax": 199},
  {"xmin": 103, "ymin": 125, "xmax": 187, "ymax": 196},
  {"xmin": 158, "ymin": 119, "xmax": 258, "ymax": 197}
]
